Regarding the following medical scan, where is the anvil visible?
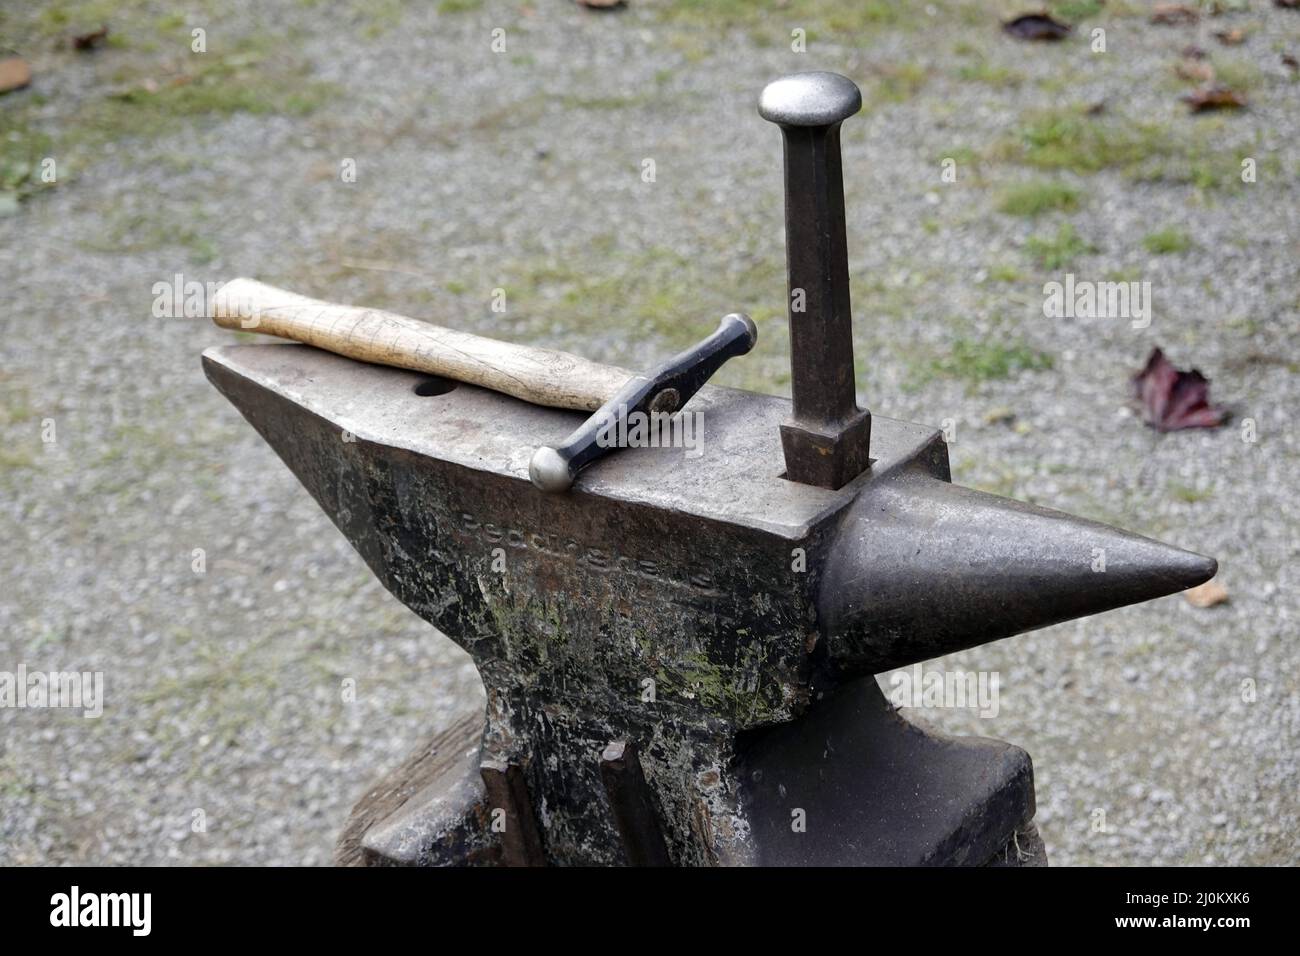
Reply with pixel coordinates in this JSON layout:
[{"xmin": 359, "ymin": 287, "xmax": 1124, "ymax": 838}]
[{"xmin": 202, "ymin": 73, "xmax": 1215, "ymax": 866}]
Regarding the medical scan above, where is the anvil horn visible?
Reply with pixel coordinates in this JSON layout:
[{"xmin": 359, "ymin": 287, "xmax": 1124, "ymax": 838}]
[{"xmin": 817, "ymin": 470, "xmax": 1218, "ymax": 674}]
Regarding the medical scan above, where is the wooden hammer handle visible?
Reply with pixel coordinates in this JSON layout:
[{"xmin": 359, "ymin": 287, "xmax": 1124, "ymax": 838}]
[{"xmin": 211, "ymin": 278, "xmax": 632, "ymax": 412}]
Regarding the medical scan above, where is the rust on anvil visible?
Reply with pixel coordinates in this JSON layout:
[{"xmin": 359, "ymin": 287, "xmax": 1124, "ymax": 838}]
[
  {"xmin": 599, "ymin": 741, "xmax": 671, "ymax": 866},
  {"xmin": 479, "ymin": 760, "xmax": 545, "ymax": 867}
]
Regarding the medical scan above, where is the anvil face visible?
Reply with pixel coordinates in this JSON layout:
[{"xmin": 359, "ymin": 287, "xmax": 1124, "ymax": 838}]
[{"xmin": 204, "ymin": 343, "xmax": 1213, "ymax": 866}]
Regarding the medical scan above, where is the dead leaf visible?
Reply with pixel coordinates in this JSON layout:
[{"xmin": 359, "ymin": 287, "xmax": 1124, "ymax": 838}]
[
  {"xmin": 576, "ymin": 0, "xmax": 624, "ymax": 7},
  {"xmin": 1182, "ymin": 84, "xmax": 1247, "ymax": 111},
  {"xmin": 1275, "ymin": 0, "xmax": 1299, "ymax": 8},
  {"xmin": 1283, "ymin": 52, "xmax": 1299, "ymax": 71},
  {"xmin": 1176, "ymin": 59, "xmax": 1216, "ymax": 82},
  {"xmin": 0, "ymin": 56, "xmax": 32, "ymax": 94},
  {"xmin": 1132, "ymin": 348, "xmax": 1229, "ymax": 432},
  {"xmin": 1182, "ymin": 44, "xmax": 1208, "ymax": 59},
  {"xmin": 1213, "ymin": 28, "xmax": 1246, "ymax": 45},
  {"xmin": 1151, "ymin": 3, "xmax": 1200, "ymax": 23},
  {"xmin": 72, "ymin": 26, "xmax": 110, "ymax": 50},
  {"xmin": 1002, "ymin": 13, "xmax": 1072, "ymax": 40},
  {"xmin": 1184, "ymin": 579, "xmax": 1229, "ymax": 608},
  {"xmin": 1085, "ymin": 99, "xmax": 1107, "ymax": 114}
]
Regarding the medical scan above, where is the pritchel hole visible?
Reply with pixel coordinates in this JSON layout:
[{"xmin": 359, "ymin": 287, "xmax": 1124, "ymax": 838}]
[{"xmin": 413, "ymin": 376, "xmax": 456, "ymax": 397}]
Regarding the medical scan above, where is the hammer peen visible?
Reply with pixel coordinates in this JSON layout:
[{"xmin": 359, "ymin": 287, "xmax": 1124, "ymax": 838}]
[{"xmin": 211, "ymin": 278, "xmax": 756, "ymax": 492}]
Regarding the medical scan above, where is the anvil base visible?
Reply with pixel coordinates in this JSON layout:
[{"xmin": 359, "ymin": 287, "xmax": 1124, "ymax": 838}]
[{"xmin": 336, "ymin": 676, "xmax": 1046, "ymax": 867}]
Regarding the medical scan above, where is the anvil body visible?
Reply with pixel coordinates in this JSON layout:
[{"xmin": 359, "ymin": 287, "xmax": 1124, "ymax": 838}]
[{"xmin": 204, "ymin": 343, "xmax": 1212, "ymax": 866}]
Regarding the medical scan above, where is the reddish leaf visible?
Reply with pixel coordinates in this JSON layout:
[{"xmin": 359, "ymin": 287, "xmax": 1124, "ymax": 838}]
[
  {"xmin": 1132, "ymin": 348, "xmax": 1228, "ymax": 431},
  {"xmin": 1151, "ymin": 3, "xmax": 1200, "ymax": 23},
  {"xmin": 1182, "ymin": 84, "xmax": 1247, "ymax": 111},
  {"xmin": 1003, "ymin": 13, "xmax": 1072, "ymax": 40}
]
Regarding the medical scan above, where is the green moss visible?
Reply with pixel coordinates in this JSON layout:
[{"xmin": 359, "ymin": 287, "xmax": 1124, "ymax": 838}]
[
  {"xmin": 1211, "ymin": 58, "xmax": 1262, "ymax": 94},
  {"xmin": 1142, "ymin": 228, "xmax": 1193, "ymax": 255},
  {"xmin": 993, "ymin": 105, "xmax": 1255, "ymax": 190},
  {"xmin": 922, "ymin": 338, "xmax": 1054, "ymax": 387},
  {"xmin": 2, "ymin": 27, "xmax": 336, "ymax": 210},
  {"xmin": 988, "ymin": 263, "xmax": 1023, "ymax": 283},
  {"xmin": 1026, "ymin": 222, "xmax": 1095, "ymax": 269},
  {"xmin": 0, "ymin": 449, "xmax": 36, "ymax": 470},
  {"xmin": 0, "ymin": 379, "xmax": 36, "ymax": 426},
  {"xmin": 997, "ymin": 180, "xmax": 1080, "ymax": 217},
  {"xmin": 872, "ymin": 62, "xmax": 928, "ymax": 104},
  {"xmin": 1168, "ymin": 481, "xmax": 1213, "ymax": 504},
  {"xmin": 1000, "ymin": 108, "xmax": 1173, "ymax": 173},
  {"xmin": 656, "ymin": 0, "xmax": 904, "ymax": 32},
  {"xmin": 103, "ymin": 55, "xmax": 334, "ymax": 121},
  {"xmin": 77, "ymin": 206, "xmax": 219, "ymax": 263},
  {"xmin": 0, "ymin": 123, "xmax": 57, "ymax": 205},
  {"xmin": 438, "ymin": 0, "xmax": 483, "ymax": 9},
  {"xmin": 1052, "ymin": 0, "xmax": 1105, "ymax": 20},
  {"xmin": 940, "ymin": 146, "xmax": 979, "ymax": 167},
  {"xmin": 956, "ymin": 60, "xmax": 1024, "ymax": 88},
  {"xmin": 559, "ymin": 93, "xmax": 658, "ymax": 111}
]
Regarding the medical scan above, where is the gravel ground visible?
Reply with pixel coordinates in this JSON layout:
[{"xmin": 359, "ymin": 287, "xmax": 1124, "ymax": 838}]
[{"xmin": 1, "ymin": 0, "xmax": 1296, "ymax": 866}]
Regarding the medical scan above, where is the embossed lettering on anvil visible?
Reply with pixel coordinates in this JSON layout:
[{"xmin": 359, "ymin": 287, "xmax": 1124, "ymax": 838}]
[{"xmin": 456, "ymin": 512, "xmax": 719, "ymax": 593}]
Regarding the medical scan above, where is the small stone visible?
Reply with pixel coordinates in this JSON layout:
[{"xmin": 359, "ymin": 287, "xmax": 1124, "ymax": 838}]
[{"xmin": 1184, "ymin": 579, "xmax": 1229, "ymax": 608}]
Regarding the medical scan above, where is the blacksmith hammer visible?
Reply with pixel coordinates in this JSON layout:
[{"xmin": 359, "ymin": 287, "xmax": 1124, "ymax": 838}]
[{"xmin": 211, "ymin": 278, "xmax": 756, "ymax": 492}]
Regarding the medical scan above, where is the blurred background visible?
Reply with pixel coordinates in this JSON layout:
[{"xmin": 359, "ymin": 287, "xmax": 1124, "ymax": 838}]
[{"xmin": 1, "ymin": 0, "xmax": 1296, "ymax": 865}]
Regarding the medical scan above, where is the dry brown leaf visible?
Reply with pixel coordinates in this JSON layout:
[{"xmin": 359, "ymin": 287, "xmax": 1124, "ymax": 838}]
[
  {"xmin": 1003, "ymin": 13, "xmax": 1072, "ymax": 40},
  {"xmin": 576, "ymin": 0, "xmax": 625, "ymax": 7},
  {"xmin": 1213, "ymin": 28, "xmax": 1246, "ymax": 45},
  {"xmin": 1184, "ymin": 580, "xmax": 1229, "ymax": 608},
  {"xmin": 72, "ymin": 26, "xmax": 110, "ymax": 51},
  {"xmin": 1283, "ymin": 52, "xmax": 1299, "ymax": 71},
  {"xmin": 1151, "ymin": 3, "xmax": 1200, "ymax": 23},
  {"xmin": 1182, "ymin": 84, "xmax": 1247, "ymax": 111},
  {"xmin": 1182, "ymin": 44, "xmax": 1208, "ymax": 59},
  {"xmin": 0, "ymin": 56, "xmax": 32, "ymax": 94},
  {"xmin": 1176, "ymin": 59, "xmax": 1216, "ymax": 82}
]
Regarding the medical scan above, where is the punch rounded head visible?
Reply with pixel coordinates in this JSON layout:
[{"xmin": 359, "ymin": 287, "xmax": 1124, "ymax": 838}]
[
  {"xmin": 758, "ymin": 72, "xmax": 862, "ymax": 128},
  {"xmin": 725, "ymin": 312, "xmax": 760, "ymax": 352},
  {"xmin": 529, "ymin": 445, "xmax": 574, "ymax": 493}
]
